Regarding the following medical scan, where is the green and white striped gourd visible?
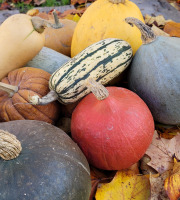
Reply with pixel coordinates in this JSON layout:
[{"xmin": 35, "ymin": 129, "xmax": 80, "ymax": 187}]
[{"xmin": 29, "ymin": 38, "xmax": 132, "ymax": 105}]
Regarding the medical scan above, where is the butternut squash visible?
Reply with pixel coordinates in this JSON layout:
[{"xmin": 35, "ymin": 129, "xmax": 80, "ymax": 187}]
[{"xmin": 0, "ymin": 11, "xmax": 62, "ymax": 80}]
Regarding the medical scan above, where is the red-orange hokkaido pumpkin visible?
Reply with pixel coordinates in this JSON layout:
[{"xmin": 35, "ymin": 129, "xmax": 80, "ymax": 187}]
[{"xmin": 71, "ymin": 86, "xmax": 155, "ymax": 170}]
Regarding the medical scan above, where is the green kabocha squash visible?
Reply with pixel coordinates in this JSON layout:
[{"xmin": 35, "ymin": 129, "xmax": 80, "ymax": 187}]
[
  {"xmin": 125, "ymin": 17, "xmax": 180, "ymax": 125},
  {"xmin": 71, "ymin": 0, "xmax": 144, "ymax": 57},
  {"xmin": 29, "ymin": 38, "xmax": 132, "ymax": 105},
  {"xmin": 0, "ymin": 120, "xmax": 91, "ymax": 200}
]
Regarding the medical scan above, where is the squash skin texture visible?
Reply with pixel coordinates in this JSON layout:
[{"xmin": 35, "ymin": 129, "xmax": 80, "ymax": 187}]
[
  {"xmin": 128, "ymin": 36, "xmax": 180, "ymax": 125},
  {"xmin": 71, "ymin": 87, "xmax": 155, "ymax": 170},
  {"xmin": 0, "ymin": 67, "xmax": 60, "ymax": 124},
  {"xmin": 0, "ymin": 14, "xmax": 45, "ymax": 80},
  {"xmin": 44, "ymin": 19, "xmax": 77, "ymax": 57},
  {"xmin": 0, "ymin": 120, "xmax": 91, "ymax": 200},
  {"xmin": 71, "ymin": 0, "xmax": 144, "ymax": 57}
]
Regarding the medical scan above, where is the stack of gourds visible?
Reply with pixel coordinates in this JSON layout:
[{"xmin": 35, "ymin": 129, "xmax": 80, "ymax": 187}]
[{"xmin": 0, "ymin": 0, "xmax": 179, "ymax": 199}]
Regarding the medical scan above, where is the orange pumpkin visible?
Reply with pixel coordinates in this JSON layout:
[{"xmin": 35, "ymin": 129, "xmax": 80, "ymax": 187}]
[
  {"xmin": 44, "ymin": 19, "xmax": 77, "ymax": 57},
  {"xmin": 0, "ymin": 67, "xmax": 61, "ymax": 124}
]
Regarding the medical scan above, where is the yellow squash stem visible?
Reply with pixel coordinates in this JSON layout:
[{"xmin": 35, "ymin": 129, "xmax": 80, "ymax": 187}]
[
  {"xmin": 0, "ymin": 130, "xmax": 22, "ymax": 160},
  {"xmin": 125, "ymin": 17, "xmax": 156, "ymax": 44}
]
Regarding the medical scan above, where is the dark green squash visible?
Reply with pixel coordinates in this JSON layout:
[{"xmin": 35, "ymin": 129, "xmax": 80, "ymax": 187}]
[
  {"xmin": 125, "ymin": 17, "xmax": 180, "ymax": 125},
  {"xmin": 0, "ymin": 120, "xmax": 91, "ymax": 200}
]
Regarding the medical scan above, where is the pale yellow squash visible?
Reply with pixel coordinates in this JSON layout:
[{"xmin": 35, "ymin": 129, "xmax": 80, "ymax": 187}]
[
  {"xmin": 71, "ymin": 0, "xmax": 145, "ymax": 57},
  {"xmin": 0, "ymin": 14, "xmax": 53, "ymax": 80}
]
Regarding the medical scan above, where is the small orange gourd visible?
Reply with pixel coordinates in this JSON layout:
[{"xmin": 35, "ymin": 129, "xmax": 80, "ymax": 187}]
[
  {"xmin": 44, "ymin": 19, "xmax": 77, "ymax": 57},
  {"xmin": 71, "ymin": 0, "xmax": 145, "ymax": 57}
]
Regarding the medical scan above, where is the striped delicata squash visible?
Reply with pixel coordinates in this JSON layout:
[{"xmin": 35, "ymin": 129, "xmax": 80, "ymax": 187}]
[{"xmin": 29, "ymin": 38, "xmax": 133, "ymax": 105}]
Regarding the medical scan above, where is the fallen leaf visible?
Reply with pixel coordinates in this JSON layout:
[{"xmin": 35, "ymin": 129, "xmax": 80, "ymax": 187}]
[
  {"xmin": 90, "ymin": 166, "xmax": 116, "ymax": 200},
  {"xmin": 145, "ymin": 14, "xmax": 166, "ymax": 28},
  {"xmin": 34, "ymin": 0, "xmax": 46, "ymax": 6},
  {"xmin": 72, "ymin": 13, "xmax": 81, "ymax": 22},
  {"xmin": 169, "ymin": 2, "xmax": 180, "ymax": 11},
  {"xmin": 145, "ymin": 131, "xmax": 180, "ymax": 174},
  {"xmin": 164, "ymin": 21, "xmax": 180, "ymax": 37},
  {"xmin": 95, "ymin": 170, "xmax": 150, "ymax": 200},
  {"xmin": 26, "ymin": 8, "xmax": 39, "ymax": 16},
  {"xmin": 140, "ymin": 155, "xmax": 158, "ymax": 175},
  {"xmin": 164, "ymin": 158, "xmax": 180, "ymax": 200},
  {"xmin": 151, "ymin": 25, "xmax": 170, "ymax": 37},
  {"xmin": 128, "ymin": 162, "xmax": 140, "ymax": 174},
  {"xmin": 155, "ymin": 123, "xmax": 180, "ymax": 139},
  {"xmin": 150, "ymin": 172, "xmax": 170, "ymax": 200},
  {"xmin": 71, "ymin": 0, "xmax": 94, "ymax": 5},
  {"xmin": 0, "ymin": 2, "xmax": 12, "ymax": 10}
]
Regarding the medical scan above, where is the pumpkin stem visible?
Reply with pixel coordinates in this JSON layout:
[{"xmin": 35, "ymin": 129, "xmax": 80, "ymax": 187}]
[
  {"xmin": 31, "ymin": 10, "xmax": 63, "ymax": 33},
  {"xmin": 0, "ymin": 130, "xmax": 22, "ymax": 160},
  {"xmin": 85, "ymin": 78, "xmax": 109, "ymax": 100},
  {"xmin": 0, "ymin": 82, "xmax": 18, "ymax": 97},
  {"xmin": 29, "ymin": 90, "xmax": 58, "ymax": 105},
  {"xmin": 125, "ymin": 17, "xmax": 156, "ymax": 44},
  {"xmin": 109, "ymin": 0, "xmax": 125, "ymax": 4}
]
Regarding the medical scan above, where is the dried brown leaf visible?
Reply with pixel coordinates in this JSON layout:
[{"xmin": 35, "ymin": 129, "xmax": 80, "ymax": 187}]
[
  {"xmin": 164, "ymin": 159, "xmax": 180, "ymax": 200},
  {"xmin": 145, "ymin": 14, "xmax": 166, "ymax": 28},
  {"xmin": 145, "ymin": 131, "xmax": 180, "ymax": 174},
  {"xmin": 151, "ymin": 25, "xmax": 170, "ymax": 37},
  {"xmin": 150, "ymin": 172, "xmax": 170, "ymax": 200},
  {"xmin": 164, "ymin": 21, "xmax": 180, "ymax": 37}
]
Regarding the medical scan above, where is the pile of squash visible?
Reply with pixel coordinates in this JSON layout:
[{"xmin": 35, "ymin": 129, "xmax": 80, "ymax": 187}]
[{"xmin": 0, "ymin": 0, "xmax": 179, "ymax": 199}]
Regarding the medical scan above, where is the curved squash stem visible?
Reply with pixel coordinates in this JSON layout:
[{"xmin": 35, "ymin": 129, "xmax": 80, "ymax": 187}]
[
  {"xmin": 125, "ymin": 17, "xmax": 156, "ymax": 44},
  {"xmin": 29, "ymin": 90, "xmax": 58, "ymax": 105},
  {"xmin": 0, "ymin": 130, "xmax": 22, "ymax": 160},
  {"xmin": 109, "ymin": 0, "xmax": 125, "ymax": 4},
  {"xmin": 85, "ymin": 78, "xmax": 109, "ymax": 100},
  {"xmin": 31, "ymin": 10, "xmax": 63, "ymax": 33},
  {"xmin": 0, "ymin": 82, "xmax": 18, "ymax": 97}
]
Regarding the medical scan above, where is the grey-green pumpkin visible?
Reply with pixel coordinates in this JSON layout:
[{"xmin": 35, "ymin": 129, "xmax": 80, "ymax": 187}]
[{"xmin": 125, "ymin": 17, "xmax": 180, "ymax": 125}]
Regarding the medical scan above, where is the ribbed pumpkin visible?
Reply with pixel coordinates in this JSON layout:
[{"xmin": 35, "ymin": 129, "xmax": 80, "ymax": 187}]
[
  {"xmin": 0, "ymin": 67, "xmax": 61, "ymax": 124},
  {"xmin": 71, "ymin": 79, "xmax": 155, "ymax": 170},
  {"xmin": 71, "ymin": 0, "xmax": 144, "ymax": 57}
]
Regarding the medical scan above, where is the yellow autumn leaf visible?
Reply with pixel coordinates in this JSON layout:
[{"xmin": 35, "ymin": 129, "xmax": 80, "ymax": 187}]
[
  {"xmin": 64, "ymin": 14, "xmax": 74, "ymax": 21},
  {"xmin": 72, "ymin": 14, "xmax": 81, "ymax": 22},
  {"xmin": 164, "ymin": 158, "xmax": 180, "ymax": 200},
  {"xmin": 26, "ymin": 9, "xmax": 39, "ymax": 16},
  {"xmin": 95, "ymin": 170, "xmax": 150, "ymax": 200}
]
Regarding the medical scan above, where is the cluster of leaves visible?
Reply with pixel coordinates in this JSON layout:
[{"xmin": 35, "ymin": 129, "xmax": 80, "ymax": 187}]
[
  {"xmin": 90, "ymin": 130, "xmax": 180, "ymax": 200},
  {"xmin": 0, "ymin": 0, "xmax": 69, "ymax": 12},
  {"xmin": 0, "ymin": 0, "xmax": 94, "ymax": 12}
]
